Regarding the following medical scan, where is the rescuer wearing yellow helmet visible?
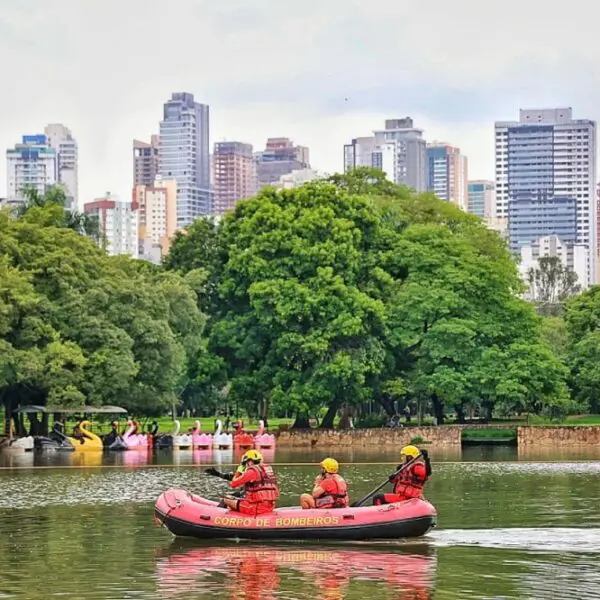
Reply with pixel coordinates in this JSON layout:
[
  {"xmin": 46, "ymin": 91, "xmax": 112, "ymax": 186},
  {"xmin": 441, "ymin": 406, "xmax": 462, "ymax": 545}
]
[
  {"xmin": 373, "ymin": 445, "xmax": 431, "ymax": 505},
  {"xmin": 206, "ymin": 449, "xmax": 280, "ymax": 516},
  {"xmin": 300, "ymin": 457, "xmax": 349, "ymax": 509}
]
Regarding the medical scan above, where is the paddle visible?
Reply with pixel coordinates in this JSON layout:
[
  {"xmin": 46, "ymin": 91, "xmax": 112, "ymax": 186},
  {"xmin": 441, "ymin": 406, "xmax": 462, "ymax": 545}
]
[{"xmin": 350, "ymin": 454, "xmax": 420, "ymax": 508}]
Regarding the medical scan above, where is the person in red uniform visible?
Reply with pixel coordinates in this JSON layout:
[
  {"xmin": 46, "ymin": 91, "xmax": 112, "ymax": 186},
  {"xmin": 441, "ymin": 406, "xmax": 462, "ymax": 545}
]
[
  {"xmin": 205, "ymin": 449, "xmax": 279, "ymax": 516},
  {"xmin": 300, "ymin": 458, "xmax": 349, "ymax": 509},
  {"xmin": 373, "ymin": 446, "xmax": 431, "ymax": 505}
]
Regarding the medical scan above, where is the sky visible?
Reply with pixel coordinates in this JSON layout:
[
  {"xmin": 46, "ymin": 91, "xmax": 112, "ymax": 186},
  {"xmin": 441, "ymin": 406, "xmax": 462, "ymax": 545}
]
[{"xmin": 1, "ymin": 0, "xmax": 598, "ymax": 206}]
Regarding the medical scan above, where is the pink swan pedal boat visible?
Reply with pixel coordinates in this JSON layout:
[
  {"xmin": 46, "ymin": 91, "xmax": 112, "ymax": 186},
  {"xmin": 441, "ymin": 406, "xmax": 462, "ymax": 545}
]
[
  {"xmin": 154, "ymin": 488, "xmax": 437, "ymax": 541},
  {"xmin": 253, "ymin": 420, "xmax": 275, "ymax": 450},
  {"xmin": 191, "ymin": 421, "xmax": 213, "ymax": 450}
]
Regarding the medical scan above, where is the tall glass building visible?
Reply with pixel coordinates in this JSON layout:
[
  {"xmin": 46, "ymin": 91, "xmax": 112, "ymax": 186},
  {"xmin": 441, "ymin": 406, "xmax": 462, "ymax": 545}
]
[
  {"xmin": 159, "ymin": 92, "xmax": 211, "ymax": 227},
  {"xmin": 495, "ymin": 108, "xmax": 596, "ymax": 285}
]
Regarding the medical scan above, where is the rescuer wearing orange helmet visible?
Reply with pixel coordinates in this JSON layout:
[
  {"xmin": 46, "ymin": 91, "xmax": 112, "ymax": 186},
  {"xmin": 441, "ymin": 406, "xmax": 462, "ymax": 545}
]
[
  {"xmin": 300, "ymin": 457, "xmax": 349, "ymax": 509},
  {"xmin": 206, "ymin": 449, "xmax": 280, "ymax": 516},
  {"xmin": 373, "ymin": 445, "xmax": 431, "ymax": 505}
]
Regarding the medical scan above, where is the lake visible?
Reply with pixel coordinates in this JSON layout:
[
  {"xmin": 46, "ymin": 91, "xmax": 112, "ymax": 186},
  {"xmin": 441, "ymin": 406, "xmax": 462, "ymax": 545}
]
[{"xmin": 1, "ymin": 446, "xmax": 600, "ymax": 598}]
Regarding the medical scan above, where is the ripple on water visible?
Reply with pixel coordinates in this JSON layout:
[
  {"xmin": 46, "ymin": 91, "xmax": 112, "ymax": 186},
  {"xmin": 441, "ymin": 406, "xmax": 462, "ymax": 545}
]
[{"xmin": 431, "ymin": 527, "xmax": 600, "ymax": 553}]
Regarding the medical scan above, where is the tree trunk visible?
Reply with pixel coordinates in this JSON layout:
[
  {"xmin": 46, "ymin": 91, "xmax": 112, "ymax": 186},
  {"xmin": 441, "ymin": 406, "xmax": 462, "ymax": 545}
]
[
  {"xmin": 431, "ymin": 394, "xmax": 444, "ymax": 425},
  {"xmin": 455, "ymin": 404, "xmax": 466, "ymax": 424},
  {"xmin": 292, "ymin": 413, "xmax": 311, "ymax": 429},
  {"xmin": 376, "ymin": 395, "xmax": 396, "ymax": 417},
  {"xmin": 320, "ymin": 401, "xmax": 340, "ymax": 429}
]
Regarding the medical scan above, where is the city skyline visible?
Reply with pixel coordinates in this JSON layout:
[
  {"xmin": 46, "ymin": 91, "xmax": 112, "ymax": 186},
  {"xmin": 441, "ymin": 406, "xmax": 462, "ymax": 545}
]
[{"xmin": 0, "ymin": 0, "xmax": 598, "ymax": 205}]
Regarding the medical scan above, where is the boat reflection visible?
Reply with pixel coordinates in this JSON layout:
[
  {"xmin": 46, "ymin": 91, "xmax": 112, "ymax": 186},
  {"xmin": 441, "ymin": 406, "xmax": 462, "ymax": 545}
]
[
  {"xmin": 69, "ymin": 451, "xmax": 104, "ymax": 467},
  {"xmin": 155, "ymin": 543, "xmax": 436, "ymax": 599}
]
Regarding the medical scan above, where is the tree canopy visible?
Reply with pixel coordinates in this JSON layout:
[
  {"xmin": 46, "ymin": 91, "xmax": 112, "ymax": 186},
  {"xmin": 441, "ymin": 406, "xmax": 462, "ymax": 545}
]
[
  {"xmin": 0, "ymin": 189, "xmax": 206, "ymax": 419},
  {"xmin": 5, "ymin": 173, "xmax": 596, "ymax": 426},
  {"xmin": 166, "ymin": 167, "xmax": 569, "ymax": 424}
]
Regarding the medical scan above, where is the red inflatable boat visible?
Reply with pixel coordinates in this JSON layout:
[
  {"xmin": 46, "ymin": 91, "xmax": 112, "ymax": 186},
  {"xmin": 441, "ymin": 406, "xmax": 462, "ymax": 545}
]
[{"xmin": 154, "ymin": 488, "xmax": 437, "ymax": 541}]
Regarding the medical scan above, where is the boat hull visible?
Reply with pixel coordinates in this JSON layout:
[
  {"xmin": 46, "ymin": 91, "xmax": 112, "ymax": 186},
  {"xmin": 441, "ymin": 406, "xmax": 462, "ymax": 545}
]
[{"xmin": 155, "ymin": 489, "xmax": 436, "ymax": 541}]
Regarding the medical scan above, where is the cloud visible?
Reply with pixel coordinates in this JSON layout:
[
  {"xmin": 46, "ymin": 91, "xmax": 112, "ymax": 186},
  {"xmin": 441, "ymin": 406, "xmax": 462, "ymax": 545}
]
[{"xmin": 0, "ymin": 0, "xmax": 597, "ymax": 207}]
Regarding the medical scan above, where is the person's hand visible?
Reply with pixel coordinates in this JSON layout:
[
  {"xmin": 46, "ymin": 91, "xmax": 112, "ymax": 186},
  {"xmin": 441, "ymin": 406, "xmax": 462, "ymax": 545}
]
[{"xmin": 205, "ymin": 467, "xmax": 221, "ymax": 477}]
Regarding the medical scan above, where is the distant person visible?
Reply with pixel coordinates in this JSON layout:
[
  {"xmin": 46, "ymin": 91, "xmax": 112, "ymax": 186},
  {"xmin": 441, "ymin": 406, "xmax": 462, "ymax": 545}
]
[
  {"xmin": 300, "ymin": 458, "xmax": 349, "ymax": 509},
  {"xmin": 373, "ymin": 446, "xmax": 431, "ymax": 505}
]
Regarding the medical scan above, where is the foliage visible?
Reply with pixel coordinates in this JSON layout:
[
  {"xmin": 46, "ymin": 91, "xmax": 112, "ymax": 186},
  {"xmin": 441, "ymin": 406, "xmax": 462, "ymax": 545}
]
[
  {"xmin": 167, "ymin": 167, "xmax": 568, "ymax": 425},
  {"xmin": 564, "ymin": 287, "xmax": 600, "ymax": 413},
  {"xmin": 0, "ymin": 188, "xmax": 206, "ymax": 417},
  {"xmin": 527, "ymin": 256, "xmax": 580, "ymax": 316}
]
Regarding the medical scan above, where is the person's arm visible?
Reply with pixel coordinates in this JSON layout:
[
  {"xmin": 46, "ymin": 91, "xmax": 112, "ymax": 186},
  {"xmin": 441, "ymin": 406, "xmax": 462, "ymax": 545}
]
[
  {"xmin": 312, "ymin": 483, "xmax": 326, "ymax": 498},
  {"xmin": 230, "ymin": 468, "xmax": 257, "ymax": 489}
]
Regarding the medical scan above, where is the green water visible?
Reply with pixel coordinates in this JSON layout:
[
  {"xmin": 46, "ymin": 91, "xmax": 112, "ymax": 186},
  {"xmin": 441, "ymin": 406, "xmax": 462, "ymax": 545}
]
[{"xmin": 1, "ymin": 447, "xmax": 600, "ymax": 598}]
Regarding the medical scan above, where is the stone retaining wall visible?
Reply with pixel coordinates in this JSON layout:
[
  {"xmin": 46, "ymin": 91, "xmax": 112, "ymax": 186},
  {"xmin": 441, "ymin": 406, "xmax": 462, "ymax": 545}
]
[
  {"xmin": 518, "ymin": 426, "xmax": 600, "ymax": 446},
  {"xmin": 276, "ymin": 426, "xmax": 462, "ymax": 447}
]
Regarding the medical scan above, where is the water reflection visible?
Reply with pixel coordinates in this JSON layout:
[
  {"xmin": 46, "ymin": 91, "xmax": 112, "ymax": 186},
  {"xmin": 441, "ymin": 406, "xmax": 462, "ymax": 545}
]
[{"xmin": 155, "ymin": 543, "xmax": 437, "ymax": 599}]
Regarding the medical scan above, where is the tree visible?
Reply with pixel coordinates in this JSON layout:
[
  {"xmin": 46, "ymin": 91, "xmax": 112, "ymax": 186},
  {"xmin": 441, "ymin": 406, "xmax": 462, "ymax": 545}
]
[
  {"xmin": 527, "ymin": 256, "xmax": 580, "ymax": 316},
  {"xmin": 565, "ymin": 287, "xmax": 600, "ymax": 413},
  {"xmin": 210, "ymin": 183, "xmax": 387, "ymax": 427},
  {"xmin": 0, "ymin": 192, "xmax": 206, "ymax": 421},
  {"xmin": 167, "ymin": 168, "xmax": 567, "ymax": 426}
]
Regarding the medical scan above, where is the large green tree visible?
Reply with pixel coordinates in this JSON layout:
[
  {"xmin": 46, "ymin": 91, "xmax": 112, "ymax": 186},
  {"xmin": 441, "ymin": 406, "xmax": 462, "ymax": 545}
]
[
  {"xmin": 167, "ymin": 167, "xmax": 567, "ymax": 426},
  {"xmin": 565, "ymin": 287, "xmax": 600, "ymax": 413},
  {"xmin": 0, "ymin": 188, "xmax": 206, "ymax": 427}
]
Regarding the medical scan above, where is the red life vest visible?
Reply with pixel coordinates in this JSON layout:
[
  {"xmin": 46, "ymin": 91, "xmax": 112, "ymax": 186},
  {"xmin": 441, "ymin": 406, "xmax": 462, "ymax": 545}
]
[
  {"xmin": 391, "ymin": 463, "xmax": 428, "ymax": 499},
  {"xmin": 244, "ymin": 464, "xmax": 280, "ymax": 504},
  {"xmin": 315, "ymin": 473, "xmax": 349, "ymax": 508}
]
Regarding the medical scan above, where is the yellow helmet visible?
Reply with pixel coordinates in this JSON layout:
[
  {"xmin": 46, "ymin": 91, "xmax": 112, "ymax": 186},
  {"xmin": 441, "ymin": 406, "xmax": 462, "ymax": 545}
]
[
  {"xmin": 400, "ymin": 445, "xmax": 420, "ymax": 459},
  {"xmin": 241, "ymin": 449, "xmax": 263, "ymax": 464},
  {"xmin": 320, "ymin": 457, "xmax": 339, "ymax": 474}
]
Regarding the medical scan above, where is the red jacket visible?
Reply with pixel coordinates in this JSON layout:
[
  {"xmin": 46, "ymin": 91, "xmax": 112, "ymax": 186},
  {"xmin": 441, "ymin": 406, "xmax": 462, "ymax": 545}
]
[
  {"xmin": 315, "ymin": 473, "xmax": 349, "ymax": 508},
  {"xmin": 391, "ymin": 462, "xmax": 428, "ymax": 499},
  {"xmin": 231, "ymin": 464, "xmax": 279, "ymax": 504}
]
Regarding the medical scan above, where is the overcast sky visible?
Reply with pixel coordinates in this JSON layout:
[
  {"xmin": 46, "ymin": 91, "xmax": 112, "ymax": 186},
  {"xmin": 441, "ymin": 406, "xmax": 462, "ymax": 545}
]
[{"xmin": 1, "ymin": 0, "xmax": 597, "ymax": 205}]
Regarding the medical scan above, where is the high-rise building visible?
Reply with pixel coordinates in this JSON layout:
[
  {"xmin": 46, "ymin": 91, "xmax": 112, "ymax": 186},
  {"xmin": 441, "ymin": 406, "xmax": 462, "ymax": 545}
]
[
  {"xmin": 159, "ymin": 92, "xmax": 211, "ymax": 228},
  {"xmin": 213, "ymin": 141, "xmax": 254, "ymax": 215},
  {"xmin": 84, "ymin": 193, "xmax": 138, "ymax": 258},
  {"xmin": 495, "ymin": 108, "xmax": 597, "ymax": 285},
  {"xmin": 254, "ymin": 138, "xmax": 310, "ymax": 189},
  {"xmin": 344, "ymin": 118, "xmax": 427, "ymax": 191},
  {"xmin": 133, "ymin": 136, "xmax": 159, "ymax": 187},
  {"xmin": 6, "ymin": 135, "xmax": 57, "ymax": 202},
  {"xmin": 426, "ymin": 143, "xmax": 468, "ymax": 210},
  {"xmin": 44, "ymin": 124, "xmax": 78, "ymax": 210},
  {"xmin": 133, "ymin": 176, "xmax": 177, "ymax": 264},
  {"xmin": 519, "ymin": 235, "xmax": 587, "ymax": 297},
  {"xmin": 344, "ymin": 137, "xmax": 376, "ymax": 171},
  {"xmin": 468, "ymin": 180, "xmax": 495, "ymax": 218},
  {"xmin": 373, "ymin": 118, "xmax": 427, "ymax": 192}
]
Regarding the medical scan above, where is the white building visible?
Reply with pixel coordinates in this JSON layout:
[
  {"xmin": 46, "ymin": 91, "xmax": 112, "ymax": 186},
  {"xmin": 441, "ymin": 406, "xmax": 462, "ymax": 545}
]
[
  {"xmin": 159, "ymin": 92, "xmax": 211, "ymax": 228},
  {"xmin": 344, "ymin": 136, "xmax": 376, "ymax": 171},
  {"xmin": 495, "ymin": 108, "xmax": 597, "ymax": 284},
  {"xmin": 6, "ymin": 135, "xmax": 57, "ymax": 202},
  {"xmin": 277, "ymin": 168, "xmax": 329, "ymax": 189},
  {"xmin": 44, "ymin": 124, "xmax": 78, "ymax": 210},
  {"xmin": 344, "ymin": 118, "xmax": 428, "ymax": 192},
  {"xmin": 519, "ymin": 235, "xmax": 587, "ymax": 298},
  {"xmin": 84, "ymin": 193, "xmax": 138, "ymax": 258},
  {"xmin": 133, "ymin": 177, "xmax": 177, "ymax": 264}
]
